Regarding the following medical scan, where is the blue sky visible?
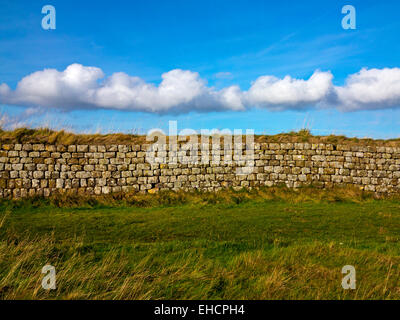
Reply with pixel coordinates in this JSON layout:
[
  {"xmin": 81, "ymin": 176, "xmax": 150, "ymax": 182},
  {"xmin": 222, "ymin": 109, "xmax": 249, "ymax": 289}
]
[{"xmin": 1, "ymin": 0, "xmax": 400, "ymax": 138}]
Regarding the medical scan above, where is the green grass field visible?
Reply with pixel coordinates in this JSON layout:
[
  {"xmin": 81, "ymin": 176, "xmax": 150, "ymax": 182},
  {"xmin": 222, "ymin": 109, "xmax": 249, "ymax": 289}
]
[{"xmin": 1, "ymin": 188, "xmax": 400, "ymax": 299}]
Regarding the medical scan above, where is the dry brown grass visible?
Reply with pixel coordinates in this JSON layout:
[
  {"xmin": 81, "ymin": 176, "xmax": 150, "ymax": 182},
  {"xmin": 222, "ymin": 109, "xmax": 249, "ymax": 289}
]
[
  {"xmin": 0, "ymin": 128, "xmax": 147, "ymax": 145},
  {"xmin": 1, "ymin": 235, "xmax": 399, "ymax": 299},
  {"xmin": 1, "ymin": 127, "xmax": 400, "ymax": 146}
]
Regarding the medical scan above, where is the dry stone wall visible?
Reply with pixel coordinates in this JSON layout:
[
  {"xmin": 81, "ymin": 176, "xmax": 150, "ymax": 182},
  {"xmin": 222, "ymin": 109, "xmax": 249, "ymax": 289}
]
[{"xmin": 1, "ymin": 142, "xmax": 400, "ymax": 198}]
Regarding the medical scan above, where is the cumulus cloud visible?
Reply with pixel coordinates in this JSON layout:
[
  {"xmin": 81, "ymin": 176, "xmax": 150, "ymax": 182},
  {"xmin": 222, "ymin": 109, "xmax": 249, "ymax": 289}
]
[
  {"xmin": 1, "ymin": 64, "xmax": 104, "ymax": 109},
  {"xmin": 0, "ymin": 64, "xmax": 244, "ymax": 113},
  {"xmin": 245, "ymin": 71, "xmax": 334, "ymax": 110},
  {"xmin": 335, "ymin": 68, "xmax": 400, "ymax": 111},
  {"xmin": 1, "ymin": 64, "xmax": 400, "ymax": 113}
]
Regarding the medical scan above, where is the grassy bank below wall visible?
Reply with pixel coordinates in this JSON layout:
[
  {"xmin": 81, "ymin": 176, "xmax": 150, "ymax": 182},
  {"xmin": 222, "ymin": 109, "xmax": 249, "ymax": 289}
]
[{"xmin": 0, "ymin": 187, "xmax": 400, "ymax": 299}]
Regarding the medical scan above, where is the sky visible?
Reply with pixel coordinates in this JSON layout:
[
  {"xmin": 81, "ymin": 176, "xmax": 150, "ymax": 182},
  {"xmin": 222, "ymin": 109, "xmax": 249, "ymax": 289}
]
[{"xmin": 1, "ymin": 0, "xmax": 400, "ymax": 138}]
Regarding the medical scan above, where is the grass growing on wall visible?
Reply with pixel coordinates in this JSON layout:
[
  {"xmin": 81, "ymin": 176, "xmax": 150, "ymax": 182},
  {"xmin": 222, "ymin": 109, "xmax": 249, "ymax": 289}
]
[
  {"xmin": 0, "ymin": 186, "xmax": 400, "ymax": 300},
  {"xmin": 3, "ymin": 127, "xmax": 400, "ymax": 146}
]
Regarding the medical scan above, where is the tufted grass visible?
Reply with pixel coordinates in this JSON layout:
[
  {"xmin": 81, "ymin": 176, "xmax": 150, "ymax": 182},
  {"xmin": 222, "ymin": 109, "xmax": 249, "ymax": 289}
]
[
  {"xmin": 2, "ymin": 127, "xmax": 400, "ymax": 146},
  {"xmin": 0, "ymin": 184, "xmax": 384, "ymax": 208},
  {"xmin": 0, "ymin": 187, "xmax": 400, "ymax": 300}
]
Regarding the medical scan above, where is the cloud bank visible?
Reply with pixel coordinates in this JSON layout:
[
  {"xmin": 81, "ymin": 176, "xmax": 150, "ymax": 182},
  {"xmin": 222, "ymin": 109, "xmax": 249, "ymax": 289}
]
[{"xmin": 1, "ymin": 64, "xmax": 400, "ymax": 113}]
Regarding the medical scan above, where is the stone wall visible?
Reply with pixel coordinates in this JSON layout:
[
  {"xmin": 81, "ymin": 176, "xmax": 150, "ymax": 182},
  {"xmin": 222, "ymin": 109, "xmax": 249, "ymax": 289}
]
[{"xmin": 1, "ymin": 142, "xmax": 400, "ymax": 198}]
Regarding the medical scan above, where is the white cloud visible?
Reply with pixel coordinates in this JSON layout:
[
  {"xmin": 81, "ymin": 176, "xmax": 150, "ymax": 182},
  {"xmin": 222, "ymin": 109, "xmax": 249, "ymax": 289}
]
[
  {"xmin": 2, "ymin": 64, "xmax": 104, "ymax": 108},
  {"xmin": 92, "ymin": 69, "xmax": 230, "ymax": 112},
  {"xmin": 246, "ymin": 71, "xmax": 334, "ymax": 110},
  {"xmin": 0, "ymin": 107, "xmax": 47, "ymax": 130},
  {"xmin": 0, "ymin": 64, "xmax": 244, "ymax": 113},
  {"xmin": 1, "ymin": 64, "xmax": 400, "ymax": 114},
  {"xmin": 335, "ymin": 68, "xmax": 400, "ymax": 111}
]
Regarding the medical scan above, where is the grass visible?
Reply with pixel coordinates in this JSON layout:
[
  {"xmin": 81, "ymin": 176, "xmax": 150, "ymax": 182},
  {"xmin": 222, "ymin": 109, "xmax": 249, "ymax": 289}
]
[
  {"xmin": 0, "ymin": 187, "xmax": 400, "ymax": 300},
  {"xmin": 3, "ymin": 127, "xmax": 400, "ymax": 146},
  {"xmin": 0, "ymin": 127, "xmax": 147, "ymax": 145}
]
